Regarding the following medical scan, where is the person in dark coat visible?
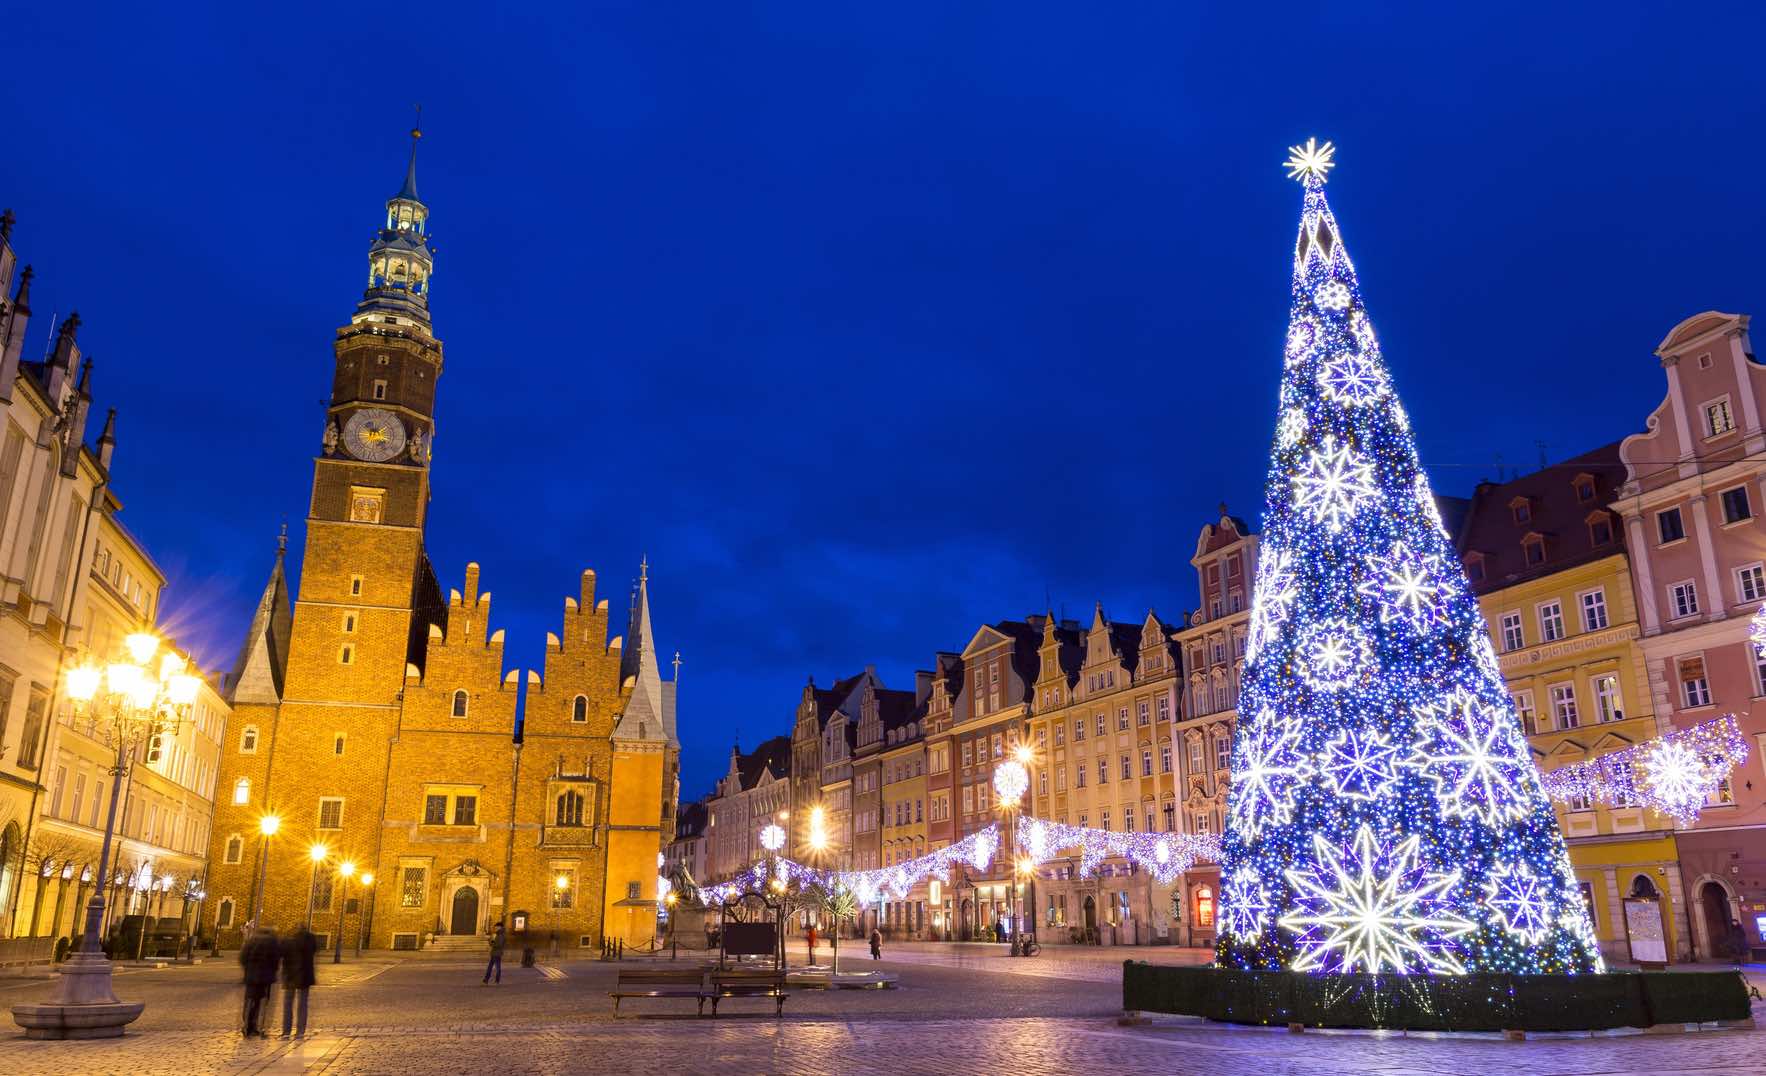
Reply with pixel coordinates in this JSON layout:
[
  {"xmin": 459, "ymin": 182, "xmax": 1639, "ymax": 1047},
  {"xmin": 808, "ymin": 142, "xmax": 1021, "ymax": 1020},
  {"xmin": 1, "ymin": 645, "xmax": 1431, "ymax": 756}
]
[
  {"xmin": 1728, "ymin": 919, "xmax": 1750, "ymax": 965},
  {"xmin": 238, "ymin": 925, "xmax": 281, "ymax": 1037},
  {"xmin": 279, "ymin": 924, "xmax": 318, "ymax": 1037},
  {"xmin": 483, "ymin": 923, "xmax": 506, "ymax": 985},
  {"xmin": 869, "ymin": 926, "xmax": 882, "ymax": 961},
  {"xmin": 806, "ymin": 924, "xmax": 818, "ymax": 967}
]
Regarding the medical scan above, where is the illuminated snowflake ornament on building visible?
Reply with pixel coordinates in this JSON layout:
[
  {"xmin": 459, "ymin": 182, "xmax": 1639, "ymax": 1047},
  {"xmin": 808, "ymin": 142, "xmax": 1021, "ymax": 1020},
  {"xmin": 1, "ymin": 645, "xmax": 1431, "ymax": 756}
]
[
  {"xmin": 759, "ymin": 823, "xmax": 785, "ymax": 852},
  {"xmin": 993, "ymin": 760, "xmax": 1029, "ymax": 807},
  {"xmin": 1640, "ymin": 739, "xmax": 1706, "ymax": 819},
  {"xmin": 1280, "ymin": 825, "xmax": 1474, "ymax": 975},
  {"xmin": 1410, "ymin": 688, "xmax": 1539, "ymax": 826},
  {"xmin": 1293, "ymin": 436, "xmax": 1377, "ymax": 532},
  {"xmin": 1484, "ymin": 862, "xmax": 1554, "ymax": 945},
  {"xmin": 1213, "ymin": 142, "xmax": 1602, "ymax": 976}
]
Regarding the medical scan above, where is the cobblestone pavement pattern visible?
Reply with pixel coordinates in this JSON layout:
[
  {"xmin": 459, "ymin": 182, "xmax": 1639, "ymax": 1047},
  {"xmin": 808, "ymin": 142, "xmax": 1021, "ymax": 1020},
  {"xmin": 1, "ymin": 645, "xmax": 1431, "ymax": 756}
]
[{"xmin": 2, "ymin": 945, "xmax": 1762, "ymax": 1074}]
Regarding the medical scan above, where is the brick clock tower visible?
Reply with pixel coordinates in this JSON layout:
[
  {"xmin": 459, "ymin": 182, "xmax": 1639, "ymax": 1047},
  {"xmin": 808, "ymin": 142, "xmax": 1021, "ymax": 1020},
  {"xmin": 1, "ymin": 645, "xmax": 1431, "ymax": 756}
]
[{"xmin": 206, "ymin": 127, "xmax": 679, "ymax": 953}]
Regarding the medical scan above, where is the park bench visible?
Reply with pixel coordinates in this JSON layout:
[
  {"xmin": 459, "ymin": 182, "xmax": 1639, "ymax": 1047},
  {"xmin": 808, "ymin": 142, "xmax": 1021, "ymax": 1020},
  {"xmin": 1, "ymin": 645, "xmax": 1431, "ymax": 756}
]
[
  {"xmin": 609, "ymin": 966, "xmax": 708, "ymax": 1016},
  {"xmin": 708, "ymin": 967, "xmax": 787, "ymax": 1017}
]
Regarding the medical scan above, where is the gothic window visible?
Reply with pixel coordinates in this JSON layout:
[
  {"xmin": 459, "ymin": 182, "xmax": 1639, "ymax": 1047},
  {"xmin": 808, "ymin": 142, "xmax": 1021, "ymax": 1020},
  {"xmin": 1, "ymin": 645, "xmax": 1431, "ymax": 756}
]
[
  {"xmin": 217, "ymin": 898, "xmax": 235, "ymax": 929},
  {"xmin": 240, "ymin": 726, "xmax": 258, "ymax": 754},
  {"xmin": 400, "ymin": 866, "xmax": 427, "ymax": 908},
  {"xmin": 452, "ymin": 690, "xmax": 469, "ymax": 718},
  {"xmin": 572, "ymin": 695, "xmax": 587, "ymax": 723},
  {"xmin": 233, "ymin": 777, "xmax": 251, "ymax": 806},
  {"xmin": 555, "ymin": 789, "xmax": 585, "ymax": 827},
  {"xmin": 311, "ymin": 872, "xmax": 333, "ymax": 913},
  {"xmin": 224, "ymin": 834, "xmax": 243, "ymax": 865}
]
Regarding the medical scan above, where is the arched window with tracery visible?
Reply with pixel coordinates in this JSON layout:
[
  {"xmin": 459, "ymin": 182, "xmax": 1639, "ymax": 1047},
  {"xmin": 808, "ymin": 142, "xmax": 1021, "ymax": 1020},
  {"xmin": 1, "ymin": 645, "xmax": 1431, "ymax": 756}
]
[{"xmin": 555, "ymin": 789, "xmax": 585, "ymax": 827}]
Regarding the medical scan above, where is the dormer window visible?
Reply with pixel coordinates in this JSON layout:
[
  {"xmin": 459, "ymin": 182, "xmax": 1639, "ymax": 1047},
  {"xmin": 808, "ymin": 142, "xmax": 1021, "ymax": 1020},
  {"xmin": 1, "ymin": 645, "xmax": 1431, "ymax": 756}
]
[
  {"xmin": 1521, "ymin": 533, "xmax": 1546, "ymax": 566},
  {"xmin": 1572, "ymin": 474, "xmax": 1596, "ymax": 503},
  {"xmin": 1463, "ymin": 552, "xmax": 1486, "ymax": 583},
  {"xmin": 1509, "ymin": 497, "xmax": 1533, "ymax": 525},
  {"xmin": 1586, "ymin": 511, "xmax": 1614, "ymax": 546}
]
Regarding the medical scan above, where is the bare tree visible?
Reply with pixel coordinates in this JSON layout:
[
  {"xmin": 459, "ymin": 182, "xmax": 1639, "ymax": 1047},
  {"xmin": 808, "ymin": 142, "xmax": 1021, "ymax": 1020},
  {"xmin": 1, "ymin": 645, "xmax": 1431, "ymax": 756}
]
[{"xmin": 22, "ymin": 832, "xmax": 95, "ymax": 937}]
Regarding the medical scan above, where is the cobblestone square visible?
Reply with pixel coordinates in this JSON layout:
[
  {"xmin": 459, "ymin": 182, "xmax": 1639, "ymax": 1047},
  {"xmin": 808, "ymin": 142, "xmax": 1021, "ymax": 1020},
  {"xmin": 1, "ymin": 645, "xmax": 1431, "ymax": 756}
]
[{"xmin": 4, "ymin": 945, "xmax": 1763, "ymax": 1074}]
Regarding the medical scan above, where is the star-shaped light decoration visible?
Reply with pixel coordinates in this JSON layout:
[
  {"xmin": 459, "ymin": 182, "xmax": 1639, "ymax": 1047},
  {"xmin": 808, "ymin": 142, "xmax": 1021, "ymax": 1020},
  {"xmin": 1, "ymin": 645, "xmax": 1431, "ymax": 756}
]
[
  {"xmin": 1285, "ymin": 318, "xmax": 1319, "ymax": 366},
  {"xmin": 1293, "ymin": 435, "xmax": 1377, "ymax": 532},
  {"xmin": 1319, "ymin": 351, "xmax": 1388, "ymax": 407},
  {"xmin": 1277, "ymin": 407, "xmax": 1308, "ymax": 449},
  {"xmin": 1484, "ymin": 862, "xmax": 1554, "ymax": 945},
  {"xmin": 1285, "ymin": 137, "xmax": 1337, "ymax": 184},
  {"xmin": 1295, "ymin": 617, "xmax": 1373, "ymax": 691},
  {"xmin": 1320, "ymin": 728, "xmax": 1402, "ymax": 802},
  {"xmin": 1280, "ymin": 824, "xmax": 1473, "ymax": 976},
  {"xmin": 1245, "ymin": 547, "xmax": 1299, "ymax": 662},
  {"xmin": 1639, "ymin": 739, "xmax": 1707, "ymax": 821},
  {"xmin": 1409, "ymin": 687, "xmax": 1538, "ymax": 825},
  {"xmin": 1357, "ymin": 541, "xmax": 1449, "ymax": 632},
  {"xmin": 1219, "ymin": 865, "xmax": 1271, "ymax": 942},
  {"xmin": 1227, "ymin": 709, "xmax": 1312, "ymax": 839}
]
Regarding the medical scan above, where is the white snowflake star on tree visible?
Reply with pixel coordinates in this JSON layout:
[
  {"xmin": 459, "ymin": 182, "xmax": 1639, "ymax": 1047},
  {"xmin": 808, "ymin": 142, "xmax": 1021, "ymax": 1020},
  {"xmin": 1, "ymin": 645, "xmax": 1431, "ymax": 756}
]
[
  {"xmin": 1277, "ymin": 407, "xmax": 1308, "ymax": 449},
  {"xmin": 1350, "ymin": 310, "xmax": 1378, "ymax": 350},
  {"xmin": 1279, "ymin": 824, "xmax": 1474, "ymax": 975},
  {"xmin": 1293, "ymin": 436, "xmax": 1377, "ymax": 532},
  {"xmin": 1357, "ymin": 541, "xmax": 1449, "ymax": 632},
  {"xmin": 1285, "ymin": 319, "xmax": 1319, "ymax": 366},
  {"xmin": 1319, "ymin": 351, "xmax": 1387, "ymax": 407},
  {"xmin": 1409, "ymin": 687, "xmax": 1538, "ymax": 825},
  {"xmin": 1314, "ymin": 280, "xmax": 1351, "ymax": 311},
  {"xmin": 1320, "ymin": 728, "xmax": 1401, "ymax": 802},
  {"xmin": 1245, "ymin": 547, "xmax": 1298, "ymax": 662},
  {"xmin": 1227, "ymin": 709, "xmax": 1311, "ymax": 839},
  {"xmin": 1295, "ymin": 617, "xmax": 1372, "ymax": 691},
  {"xmin": 1220, "ymin": 865, "xmax": 1271, "ymax": 942},
  {"xmin": 1484, "ymin": 862, "xmax": 1553, "ymax": 945}
]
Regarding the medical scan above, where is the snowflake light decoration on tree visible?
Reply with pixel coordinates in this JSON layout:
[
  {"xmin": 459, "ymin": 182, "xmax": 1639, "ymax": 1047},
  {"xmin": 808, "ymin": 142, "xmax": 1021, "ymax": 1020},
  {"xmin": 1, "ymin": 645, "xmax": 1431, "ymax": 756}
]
[
  {"xmin": 1319, "ymin": 351, "xmax": 1387, "ymax": 407},
  {"xmin": 1286, "ymin": 319, "xmax": 1319, "ymax": 366},
  {"xmin": 1245, "ymin": 547, "xmax": 1299, "ymax": 662},
  {"xmin": 1227, "ymin": 709, "xmax": 1311, "ymax": 838},
  {"xmin": 1314, "ymin": 279, "xmax": 1352, "ymax": 310},
  {"xmin": 1350, "ymin": 309, "xmax": 1377, "ymax": 350},
  {"xmin": 1484, "ymin": 862, "xmax": 1553, "ymax": 945},
  {"xmin": 1409, "ymin": 687, "xmax": 1538, "ymax": 826},
  {"xmin": 1293, "ymin": 435, "xmax": 1377, "ymax": 532},
  {"xmin": 1219, "ymin": 865, "xmax": 1271, "ymax": 942},
  {"xmin": 1280, "ymin": 824, "xmax": 1474, "ymax": 976},
  {"xmin": 1295, "ymin": 617, "xmax": 1372, "ymax": 690},
  {"xmin": 1320, "ymin": 728, "xmax": 1401, "ymax": 802},
  {"xmin": 1357, "ymin": 541, "xmax": 1449, "ymax": 632},
  {"xmin": 1277, "ymin": 407, "xmax": 1307, "ymax": 449}
]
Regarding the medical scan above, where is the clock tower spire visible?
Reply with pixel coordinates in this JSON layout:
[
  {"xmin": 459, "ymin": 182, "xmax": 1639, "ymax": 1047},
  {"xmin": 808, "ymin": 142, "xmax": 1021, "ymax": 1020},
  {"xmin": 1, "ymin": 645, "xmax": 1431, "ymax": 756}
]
[{"xmin": 354, "ymin": 119, "xmax": 434, "ymax": 334}]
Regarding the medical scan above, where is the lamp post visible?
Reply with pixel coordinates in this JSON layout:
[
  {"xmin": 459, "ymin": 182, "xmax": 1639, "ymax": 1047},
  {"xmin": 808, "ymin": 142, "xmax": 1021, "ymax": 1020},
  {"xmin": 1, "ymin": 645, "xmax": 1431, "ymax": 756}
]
[
  {"xmin": 993, "ymin": 747, "xmax": 1031, "ymax": 957},
  {"xmin": 355, "ymin": 873, "xmax": 373, "ymax": 958},
  {"xmin": 333, "ymin": 861, "xmax": 355, "ymax": 963},
  {"xmin": 250, "ymin": 814, "xmax": 280, "ymax": 929},
  {"xmin": 305, "ymin": 844, "xmax": 328, "ymax": 928},
  {"xmin": 11, "ymin": 633, "xmax": 201, "ymax": 1039}
]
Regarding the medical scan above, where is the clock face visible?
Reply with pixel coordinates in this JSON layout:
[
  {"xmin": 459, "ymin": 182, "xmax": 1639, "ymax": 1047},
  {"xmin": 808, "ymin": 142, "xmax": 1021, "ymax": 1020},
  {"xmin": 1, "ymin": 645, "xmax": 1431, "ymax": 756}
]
[{"xmin": 341, "ymin": 409, "xmax": 408, "ymax": 463}]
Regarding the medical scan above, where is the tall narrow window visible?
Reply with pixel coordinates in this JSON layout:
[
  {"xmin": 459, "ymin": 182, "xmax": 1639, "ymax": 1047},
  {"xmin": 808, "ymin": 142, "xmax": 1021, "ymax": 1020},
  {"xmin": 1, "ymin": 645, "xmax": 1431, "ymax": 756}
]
[
  {"xmin": 233, "ymin": 777, "xmax": 251, "ymax": 805},
  {"xmin": 1679, "ymin": 658, "xmax": 1712, "ymax": 708},
  {"xmin": 555, "ymin": 789, "xmax": 585, "ymax": 826},
  {"xmin": 1592, "ymin": 674, "xmax": 1623, "ymax": 722},
  {"xmin": 1580, "ymin": 589, "xmax": 1608, "ymax": 631},
  {"xmin": 452, "ymin": 690, "xmax": 469, "ymax": 718},
  {"xmin": 318, "ymin": 798, "xmax": 343, "ymax": 830},
  {"xmin": 241, "ymin": 725, "xmax": 258, "ymax": 754},
  {"xmin": 571, "ymin": 695, "xmax": 587, "ymax": 723}
]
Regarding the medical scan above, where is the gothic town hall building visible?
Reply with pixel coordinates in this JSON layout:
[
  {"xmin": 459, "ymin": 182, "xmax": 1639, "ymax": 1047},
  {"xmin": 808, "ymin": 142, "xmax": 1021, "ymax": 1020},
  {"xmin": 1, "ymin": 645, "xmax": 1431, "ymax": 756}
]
[{"xmin": 204, "ymin": 130, "xmax": 680, "ymax": 951}]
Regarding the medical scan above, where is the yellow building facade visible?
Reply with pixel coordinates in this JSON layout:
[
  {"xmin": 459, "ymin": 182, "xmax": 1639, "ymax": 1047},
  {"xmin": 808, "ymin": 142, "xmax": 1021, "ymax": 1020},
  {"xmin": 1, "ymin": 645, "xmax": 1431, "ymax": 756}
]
[
  {"xmin": 203, "ymin": 132, "xmax": 677, "ymax": 952},
  {"xmin": 1461, "ymin": 449, "xmax": 1689, "ymax": 962}
]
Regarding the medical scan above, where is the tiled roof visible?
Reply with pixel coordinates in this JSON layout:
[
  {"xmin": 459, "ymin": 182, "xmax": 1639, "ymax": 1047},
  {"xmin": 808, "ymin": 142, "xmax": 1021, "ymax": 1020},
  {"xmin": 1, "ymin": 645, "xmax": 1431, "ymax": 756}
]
[{"xmin": 1456, "ymin": 441, "xmax": 1628, "ymax": 593}]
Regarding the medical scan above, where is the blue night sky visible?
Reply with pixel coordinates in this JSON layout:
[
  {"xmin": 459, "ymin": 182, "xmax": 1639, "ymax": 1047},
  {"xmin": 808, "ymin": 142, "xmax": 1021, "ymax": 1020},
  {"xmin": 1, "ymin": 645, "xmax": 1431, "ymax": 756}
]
[{"xmin": 4, "ymin": 3, "xmax": 1764, "ymax": 796}]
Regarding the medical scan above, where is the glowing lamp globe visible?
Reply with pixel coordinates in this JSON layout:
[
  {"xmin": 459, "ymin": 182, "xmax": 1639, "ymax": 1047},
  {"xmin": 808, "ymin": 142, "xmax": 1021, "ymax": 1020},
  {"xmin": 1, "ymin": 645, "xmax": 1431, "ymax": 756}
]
[
  {"xmin": 759, "ymin": 823, "xmax": 785, "ymax": 852},
  {"xmin": 993, "ymin": 760, "xmax": 1029, "ymax": 806},
  {"xmin": 169, "ymin": 673, "xmax": 202, "ymax": 706},
  {"xmin": 309, "ymin": 843, "xmax": 328, "ymax": 864},
  {"xmin": 340, "ymin": 861, "xmax": 356, "ymax": 879},
  {"xmin": 124, "ymin": 632, "xmax": 160, "ymax": 665},
  {"xmin": 66, "ymin": 664, "xmax": 102, "ymax": 702},
  {"xmin": 260, "ymin": 815, "xmax": 281, "ymax": 836}
]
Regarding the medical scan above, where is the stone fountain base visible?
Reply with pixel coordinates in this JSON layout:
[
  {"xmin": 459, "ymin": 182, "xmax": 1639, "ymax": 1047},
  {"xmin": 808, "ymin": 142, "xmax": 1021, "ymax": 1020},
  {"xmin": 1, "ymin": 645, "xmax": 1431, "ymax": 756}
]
[{"xmin": 11, "ymin": 951, "xmax": 145, "ymax": 1039}]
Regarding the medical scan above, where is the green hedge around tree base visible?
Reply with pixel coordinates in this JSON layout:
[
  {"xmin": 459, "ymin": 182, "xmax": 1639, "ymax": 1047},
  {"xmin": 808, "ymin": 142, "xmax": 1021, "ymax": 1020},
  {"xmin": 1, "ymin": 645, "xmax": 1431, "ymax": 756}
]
[{"xmin": 1122, "ymin": 962, "xmax": 1751, "ymax": 1032}]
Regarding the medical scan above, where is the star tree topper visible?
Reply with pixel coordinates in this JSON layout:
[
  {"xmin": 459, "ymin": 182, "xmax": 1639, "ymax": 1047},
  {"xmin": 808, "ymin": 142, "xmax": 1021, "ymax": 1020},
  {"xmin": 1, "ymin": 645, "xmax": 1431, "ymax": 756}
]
[{"xmin": 1285, "ymin": 137, "xmax": 1337, "ymax": 183}]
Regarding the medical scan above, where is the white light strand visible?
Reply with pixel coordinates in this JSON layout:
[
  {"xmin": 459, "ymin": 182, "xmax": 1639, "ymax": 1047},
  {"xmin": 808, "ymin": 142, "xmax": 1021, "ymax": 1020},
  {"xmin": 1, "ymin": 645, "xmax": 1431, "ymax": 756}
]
[{"xmin": 1537, "ymin": 714, "xmax": 1748, "ymax": 824}]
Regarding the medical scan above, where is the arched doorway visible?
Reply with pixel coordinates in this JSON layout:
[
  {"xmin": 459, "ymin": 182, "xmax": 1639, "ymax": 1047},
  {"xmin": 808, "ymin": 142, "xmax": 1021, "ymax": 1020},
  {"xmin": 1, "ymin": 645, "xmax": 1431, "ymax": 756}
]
[
  {"xmin": 1083, "ymin": 895, "xmax": 1097, "ymax": 932},
  {"xmin": 451, "ymin": 886, "xmax": 480, "ymax": 935},
  {"xmin": 1700, "ymin": 882, "xmax": 1733, "ymax": 959}
]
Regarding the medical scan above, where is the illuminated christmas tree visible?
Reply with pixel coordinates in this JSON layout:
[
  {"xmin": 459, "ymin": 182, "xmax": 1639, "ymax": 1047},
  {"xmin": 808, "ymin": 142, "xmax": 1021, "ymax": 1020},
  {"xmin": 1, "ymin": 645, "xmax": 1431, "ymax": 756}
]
[{"xmin": 1215, "ymin": 141, "xmax": 1603, "ymax": 976}]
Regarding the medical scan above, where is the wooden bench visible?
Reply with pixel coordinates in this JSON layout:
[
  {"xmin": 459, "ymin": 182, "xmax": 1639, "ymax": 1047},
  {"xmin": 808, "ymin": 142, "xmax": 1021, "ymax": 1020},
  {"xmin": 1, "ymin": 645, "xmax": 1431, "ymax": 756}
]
[
  {"xmin": 708, "ymin": 967, "xmax": 787, "ymax": 1017},
  {"xmin": 609, "ymin": 967, "xmax": 708, "ymax": 1016}
]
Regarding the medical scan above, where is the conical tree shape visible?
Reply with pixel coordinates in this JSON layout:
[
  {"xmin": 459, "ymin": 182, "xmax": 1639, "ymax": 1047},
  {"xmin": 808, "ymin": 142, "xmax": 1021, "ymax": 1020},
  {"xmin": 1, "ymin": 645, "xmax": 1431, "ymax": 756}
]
[{"xmin": 1215, "ymin": 141, "xmax": 1602, "ymax": 976}]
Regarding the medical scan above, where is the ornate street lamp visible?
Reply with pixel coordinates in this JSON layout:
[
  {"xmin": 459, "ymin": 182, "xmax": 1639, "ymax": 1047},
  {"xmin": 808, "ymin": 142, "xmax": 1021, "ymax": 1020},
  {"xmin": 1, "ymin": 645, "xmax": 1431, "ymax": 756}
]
[
  {"xmin": 993, "ymin": 746, "xmax": 1031, "ymax": 957},
  {"xmin": 333, "ymin": 861, "xmax": 355, "ymax": 963},
  {"xmin": 11, "ymin": 633, "xmax": 200, "ymax": 1039}
]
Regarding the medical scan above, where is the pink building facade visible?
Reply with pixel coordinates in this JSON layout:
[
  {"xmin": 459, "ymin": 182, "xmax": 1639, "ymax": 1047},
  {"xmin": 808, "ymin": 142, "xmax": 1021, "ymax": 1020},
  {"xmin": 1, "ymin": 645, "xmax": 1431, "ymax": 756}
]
[{"xmin": 1615, "ymin": 310, "xmax": 1766, "ymax": 960}]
